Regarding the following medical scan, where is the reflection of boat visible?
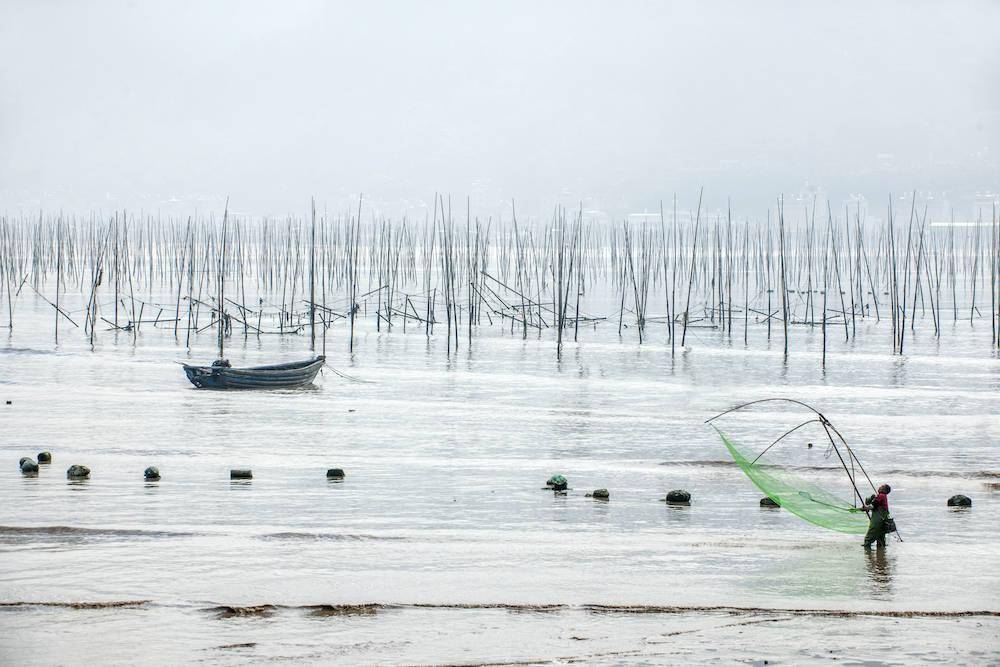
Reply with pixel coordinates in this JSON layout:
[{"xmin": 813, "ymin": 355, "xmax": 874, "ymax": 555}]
[{"xmin": 183, "ymin": 357, "xmax": 325, "ymax": 389}]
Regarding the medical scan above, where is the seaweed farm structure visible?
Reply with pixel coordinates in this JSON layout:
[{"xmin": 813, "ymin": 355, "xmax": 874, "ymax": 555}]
[
  {"xmin": 0, "ymin": 193, "xmax": 998, "ymax": 361},
  {"xmin": 177, "ymin": 200, "xmax": 325, "ymax": 389}
]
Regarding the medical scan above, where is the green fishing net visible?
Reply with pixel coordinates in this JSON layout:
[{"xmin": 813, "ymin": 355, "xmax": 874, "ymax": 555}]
[{"xmin": 714, "ymin": 426, "xmax": 870, "ymax": 534}]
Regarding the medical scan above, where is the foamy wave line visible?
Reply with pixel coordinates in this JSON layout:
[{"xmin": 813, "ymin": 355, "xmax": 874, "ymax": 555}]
[
  {"xmin": 256, "ymin": 532, "xmax": 407, "ymax": 542},
  {"xmin": 0, "ymin": 601, "xmax": 149, "ymax": 609},
  {"xmin": 0, "ymin": 526, "xmax": 407, "ymax": 543},
  {"xmin": 579, "ymin": 604, "xmax": 1000, "ymax": 618},
  {"xmin": 0, "ymin": 525, "xmax": 194, "ymax": 538},
  {"xmin": 5, "ymin": 601, "xmax": 994, "ymax": 618},
  {"xmin": 190, "ymin": 602, "xmax": 1000, "ymax": 619}
]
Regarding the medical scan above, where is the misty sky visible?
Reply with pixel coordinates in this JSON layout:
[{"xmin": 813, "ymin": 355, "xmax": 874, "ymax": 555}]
[{"xmin": 1, "ymin": 1, "xmax": 997, "ymax": 219}]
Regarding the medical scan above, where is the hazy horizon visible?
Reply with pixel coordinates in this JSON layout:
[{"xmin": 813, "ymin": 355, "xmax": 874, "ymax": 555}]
[{"xmin": 1, "ymin": 0, "xmax": 997, "ymax": 220}]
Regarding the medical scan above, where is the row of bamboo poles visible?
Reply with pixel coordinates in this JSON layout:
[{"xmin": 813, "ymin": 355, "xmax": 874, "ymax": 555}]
[{"xmin": 0, "ymin": 194, "xmax": 997, "ymax": 362}]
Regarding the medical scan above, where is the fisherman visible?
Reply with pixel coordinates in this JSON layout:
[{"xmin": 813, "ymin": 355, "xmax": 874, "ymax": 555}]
[{"xmin": 861, "ymin": 484, "xmax": 892, "ymax": 549}]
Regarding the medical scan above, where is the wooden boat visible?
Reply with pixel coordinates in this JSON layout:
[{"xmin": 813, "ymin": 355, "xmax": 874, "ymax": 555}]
[
  {"xmin": 182, "ymin": 200, "xmax": 328, "ymax": 390},
  {"xmin": 183, "ymin": 356, "xmax": 325, "ymax": 389}
]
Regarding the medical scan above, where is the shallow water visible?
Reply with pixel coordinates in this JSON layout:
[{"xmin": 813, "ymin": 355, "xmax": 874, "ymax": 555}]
[{"xmin": 1, "ymin": 298, "xmax": 999, "ymax": 665}]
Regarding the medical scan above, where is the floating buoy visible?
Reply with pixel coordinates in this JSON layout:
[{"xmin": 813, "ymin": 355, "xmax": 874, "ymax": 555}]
[
  {"xmin": 37, "ymin": 452, "xmax": 52, "ymax": 464},
  {"xmin": 67, "ymin": 465, "xmax": 91, "ymax": 479},
  {"xmin": 664, "ymin": 489, "xmax": 691, "ymax": 505},
  {"xmin": 144, "ymin": 466, "xmax": 161, "ymax": 481},
  {"xmin": 20, "ymin": 458, "xmax": 38, "ymax": 474},
  {"xmin": 947, "ymin": 494, "xmax": 972, "ymax": 507},
  {"xmin": 326, "ymin": 468, "xmax": 345, "ymax": 480},
  {"xmin": 230, "ymin": 469, "xmax": 252, "ymax": 480},
  {"xmin": 546, "ymin": 475, "xmax": 568, "ymax": 491}
]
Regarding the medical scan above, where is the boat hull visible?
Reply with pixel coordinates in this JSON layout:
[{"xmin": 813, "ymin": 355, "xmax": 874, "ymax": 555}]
[{"xmin": 182, "ymin": 357, "xmax": 325, "ymax": 389}]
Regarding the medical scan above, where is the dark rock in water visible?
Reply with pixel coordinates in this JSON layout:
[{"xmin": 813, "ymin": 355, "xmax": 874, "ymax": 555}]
[
  {"xmin": 591, "ymin": 488, "xmax": 610, "ymax": 500},
  {"xmin": 326, "ymin": 468, "xmax": 345, "ymax": 480},
  {"xmin": 947, "ymin": 494, "xmax": 972, "ymax": 507},
  {"xmin": 546, "ymin": 475, "xmax": 568, "ymax": 491},
  {"xmin": 67, "ymin": 465, "xmax": 90, "ymax": 479},
  {"xmin": 230, "ymin": 469, "xmax": 252, "ymax": 480},
  {"xmin": 665, "ymin": 489, "xmax": 691, "ymax": 505},
  {"xmin": 37, "ymin": 452, "xmax": 52, "ymax": 464},
  {"xmin": 760, "ymin": 496, "xmax": 780, "ymax": 507},
  {"xmin": 20, "ymin": 458, "xmax": 38, "ymax": 474},
  {"xmin": 144, "ymin": 466, "xmax": 160, "ymax": 481}
]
